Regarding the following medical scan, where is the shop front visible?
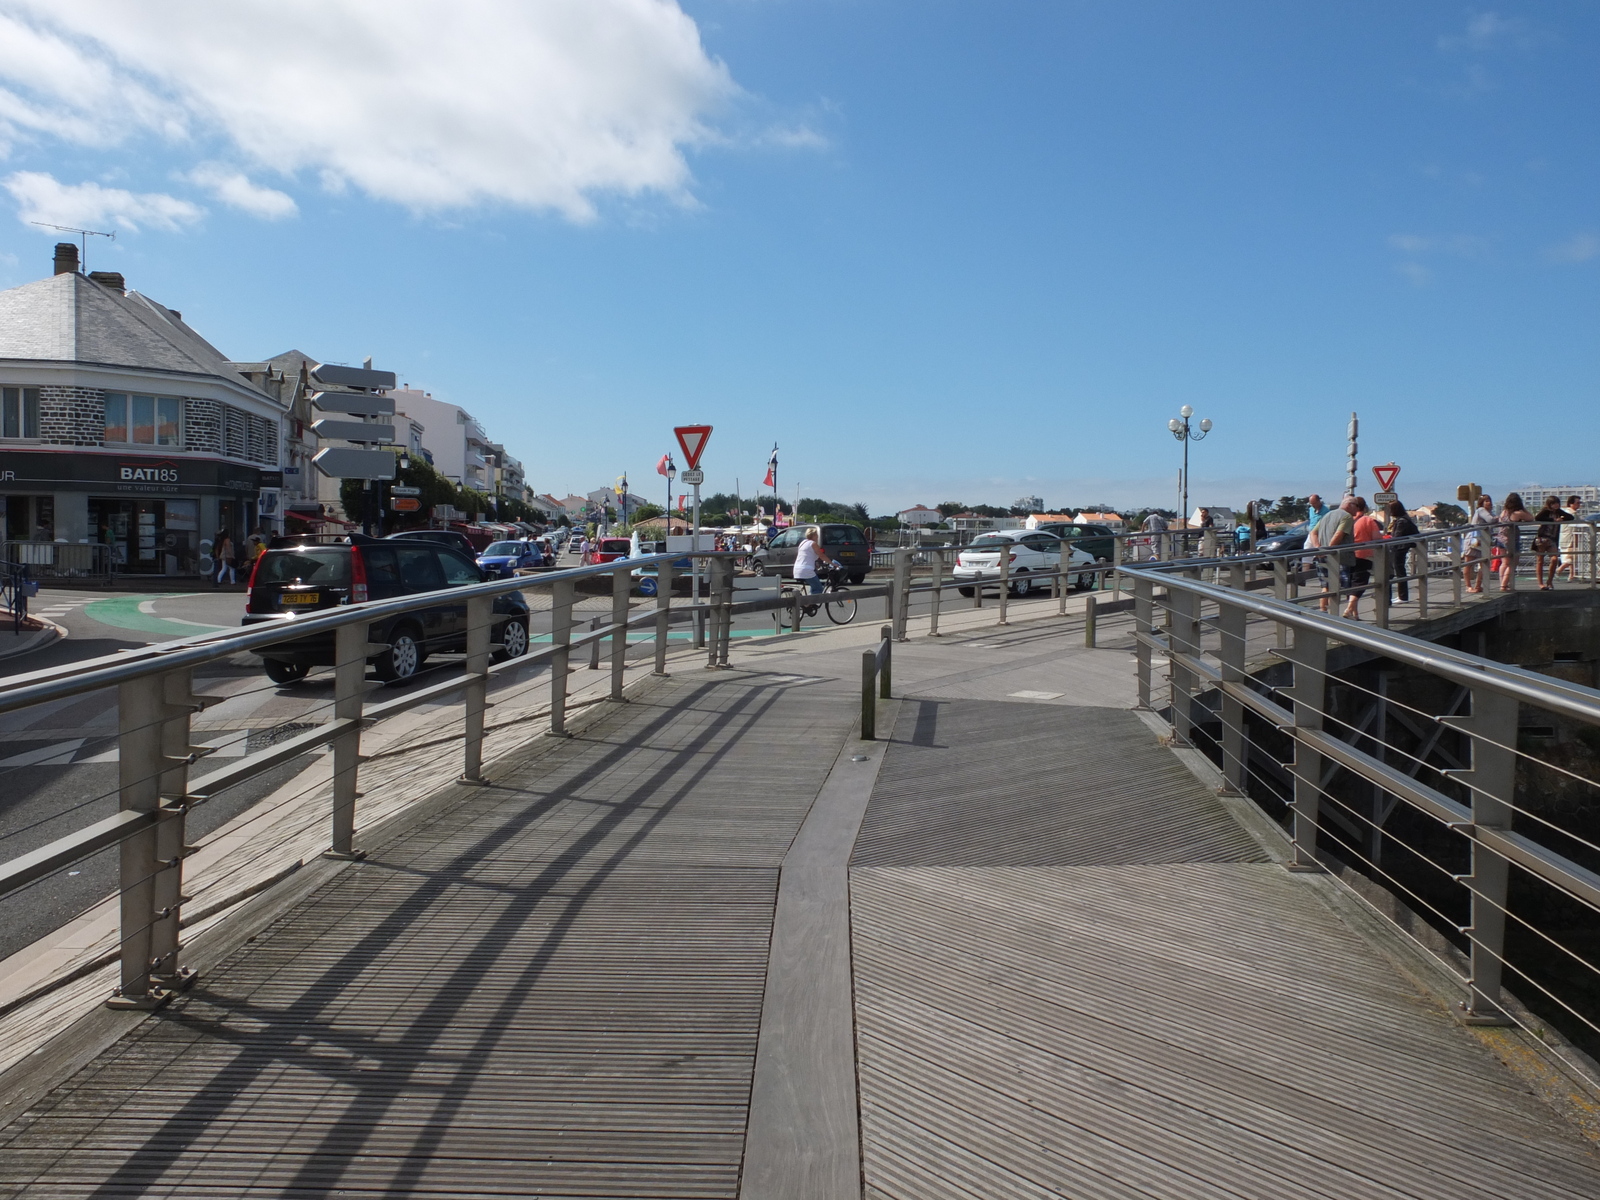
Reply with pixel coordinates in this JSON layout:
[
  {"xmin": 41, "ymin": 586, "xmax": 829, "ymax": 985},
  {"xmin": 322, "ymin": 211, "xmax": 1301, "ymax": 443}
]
[{"xmin": 0, "ymin": 449, "xmax": 273, "ymax": 577}]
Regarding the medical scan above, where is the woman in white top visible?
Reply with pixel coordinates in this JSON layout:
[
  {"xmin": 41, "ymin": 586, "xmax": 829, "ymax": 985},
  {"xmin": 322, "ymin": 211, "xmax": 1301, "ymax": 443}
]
[{"xmin": 793, "ymin": 527, "xmax": 828, "ymax": 594}]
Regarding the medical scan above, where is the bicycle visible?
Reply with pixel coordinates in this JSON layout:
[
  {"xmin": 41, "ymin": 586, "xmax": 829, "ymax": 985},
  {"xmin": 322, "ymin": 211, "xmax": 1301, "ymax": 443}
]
[{"xmin": 778, "ymin": 562, "xmax": 857, "ymax": 627}]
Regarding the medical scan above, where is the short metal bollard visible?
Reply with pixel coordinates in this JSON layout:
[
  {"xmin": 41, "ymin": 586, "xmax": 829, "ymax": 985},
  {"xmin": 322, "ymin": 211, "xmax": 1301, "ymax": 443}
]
[{"xmin": 1084, "ymin": 594, "xmax": 1097, "ymax": 647}]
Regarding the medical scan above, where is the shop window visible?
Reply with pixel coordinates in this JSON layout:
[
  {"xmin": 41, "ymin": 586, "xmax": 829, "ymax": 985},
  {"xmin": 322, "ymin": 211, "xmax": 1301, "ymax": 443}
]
[
  {"xmin": 157, "ymin": 397, "xmax": 181, "ymax": 446},
  {"xmin": 104, "ymin": 393, "xmax": 128, "ymax": 442},
  {"xmin": 131, "ymin": 395, "xmax": 156, "ymax": 444},
  {"xmin": 1, "ymin": 387, "xmax": 40, "ymax": 439}
]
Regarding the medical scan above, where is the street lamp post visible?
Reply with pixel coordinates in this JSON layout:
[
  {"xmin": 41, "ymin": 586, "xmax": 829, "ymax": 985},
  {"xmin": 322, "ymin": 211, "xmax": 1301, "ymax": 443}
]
[
  {"xmin": 665, "ymin": 458, "xmax": 677, "ymax": 531},
  {"xmin": 1166, "ymin": 405, "xmax": 1213, "ymax": 528}
]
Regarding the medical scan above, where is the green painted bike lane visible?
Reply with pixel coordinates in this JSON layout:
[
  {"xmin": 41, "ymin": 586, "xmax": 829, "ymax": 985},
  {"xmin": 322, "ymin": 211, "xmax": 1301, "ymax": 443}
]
[{"xmin": 82, "ymin": 595, "xmax": 228, "ymax": 637}]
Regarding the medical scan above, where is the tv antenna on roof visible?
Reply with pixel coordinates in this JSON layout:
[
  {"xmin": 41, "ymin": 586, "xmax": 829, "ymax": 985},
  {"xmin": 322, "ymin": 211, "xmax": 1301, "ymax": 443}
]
[{"xmin": 30, "ymin": 221, "xmax": 115, "ymax": 271}]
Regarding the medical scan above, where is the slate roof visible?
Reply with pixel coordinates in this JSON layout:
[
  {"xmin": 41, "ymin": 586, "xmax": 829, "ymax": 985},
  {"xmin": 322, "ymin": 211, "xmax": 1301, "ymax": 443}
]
[{"xmin": 0, "ymin": 272, "xmax": 272, "ymax": 402}]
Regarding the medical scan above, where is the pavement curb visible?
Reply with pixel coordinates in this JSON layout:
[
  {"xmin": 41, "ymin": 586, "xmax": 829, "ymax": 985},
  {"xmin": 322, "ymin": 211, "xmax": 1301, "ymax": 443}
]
[{"xmin": 0, "ymin": 617, "xmax": 66, "ymax": 662}]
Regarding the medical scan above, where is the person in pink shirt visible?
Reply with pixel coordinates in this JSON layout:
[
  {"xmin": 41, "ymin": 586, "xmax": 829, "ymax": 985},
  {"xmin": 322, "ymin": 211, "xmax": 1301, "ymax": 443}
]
[{"xmin": 1343, "ymin": 496, "xmax": 1382, "ymax": 620}]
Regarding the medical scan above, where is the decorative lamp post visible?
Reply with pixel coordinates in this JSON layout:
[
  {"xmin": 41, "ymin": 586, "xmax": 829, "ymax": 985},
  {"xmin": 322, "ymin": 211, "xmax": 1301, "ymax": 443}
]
[{"xmin": 1167, "ymin": 405, "xmax": 1212, "ymax": 527}]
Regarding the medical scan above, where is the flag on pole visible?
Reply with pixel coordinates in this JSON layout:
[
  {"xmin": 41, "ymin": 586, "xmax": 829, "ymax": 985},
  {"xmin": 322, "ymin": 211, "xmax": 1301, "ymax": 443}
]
[
  {"xmin": 763, "ymin": 444, "xmax": 777, "ymax": 489},
  {"xmin": 676, "ymin": 494, "xmax": 687, "ymax": 512},
  {"xmin": 762, "ymin": 464, "xmax": 775, "ymax": 488},
  {"xmin": 657, "ymin": 453, "xmax": 673, "ymax": 476}
]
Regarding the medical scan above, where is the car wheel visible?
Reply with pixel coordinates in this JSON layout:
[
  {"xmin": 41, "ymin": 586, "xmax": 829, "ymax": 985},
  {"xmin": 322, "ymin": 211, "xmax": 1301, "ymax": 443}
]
[
  {"xmin": 494, "ymin": 617, "xmax": 529, "ymax": 663},
  {"xmin": 374, "ymin": 625, "xmax": 422, "ymax": 683},
  {"xmin": 263, "ymin": 659, "xmax": 308, "ymax": 685},
  {"xmin": 750, "ymin": 560, "xmax": 768, "ymax": 576},
  {"xmin": 1009, "ymin": 572, "xmax": 1032, "ymax": 596},
  {"xmin": 1073, "ymin": 573, "xmax": 1091, "ymax": 592},
  {"xmin": 958, "ymin": 586, "xmax": 975, "ymax": 598},
  {"xmin": 638, "ymin": 577, "xmax": 658, "ymax": 597},
  {"xmin": 848, "ymin": 572, "xmax": 866, "ymax": 585}
]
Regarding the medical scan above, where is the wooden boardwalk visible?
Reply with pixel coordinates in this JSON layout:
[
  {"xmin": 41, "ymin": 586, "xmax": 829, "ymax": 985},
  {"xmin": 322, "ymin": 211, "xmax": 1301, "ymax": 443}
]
[{"xmin": 2, "ymin": 606, "xmax": 1598, "ymax": 1198}]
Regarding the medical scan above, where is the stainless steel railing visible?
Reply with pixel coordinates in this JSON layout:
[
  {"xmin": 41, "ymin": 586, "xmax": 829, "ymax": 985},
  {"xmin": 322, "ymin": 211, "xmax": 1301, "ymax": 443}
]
[{"xmin": 1124, "ymin": 562, "xmax": 1600, "ymax": 1065}]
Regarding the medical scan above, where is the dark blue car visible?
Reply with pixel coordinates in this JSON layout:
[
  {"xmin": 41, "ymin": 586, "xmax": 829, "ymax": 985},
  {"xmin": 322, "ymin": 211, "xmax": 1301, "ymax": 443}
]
[{"xmin": 477, "ymin": 539, "xmax": 543, "ymax": 578}]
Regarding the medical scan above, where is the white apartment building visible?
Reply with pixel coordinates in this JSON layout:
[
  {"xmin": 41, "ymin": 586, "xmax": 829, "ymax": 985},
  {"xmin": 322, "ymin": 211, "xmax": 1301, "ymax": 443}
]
[
  {"xmin": 1519, "ymin": 485, "xmax": 1600, "ymax": 513},
  {"xmin": 389, "ymin": 388, "xmax": 491, "ymax": 492},
  {"xmin": 897, "ymin": 505, "xmax": 942, "ymax": 526}
]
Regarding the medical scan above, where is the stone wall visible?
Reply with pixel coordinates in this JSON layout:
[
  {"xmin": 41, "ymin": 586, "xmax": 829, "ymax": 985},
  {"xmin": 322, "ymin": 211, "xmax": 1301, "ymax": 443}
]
[
  {"xmin": 183, "ymin": 399, "xmax": 224, "ymax": 454},
  {"xmin": 37, "ymin": 385, "xmax": 104, "ymax": 446}
]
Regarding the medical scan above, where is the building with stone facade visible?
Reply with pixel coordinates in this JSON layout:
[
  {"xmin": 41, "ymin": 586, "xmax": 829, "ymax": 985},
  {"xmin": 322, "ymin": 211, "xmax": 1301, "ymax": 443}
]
[{"xmin": 0, "ymin": 244, "xmax": 284, "ymax": 576}]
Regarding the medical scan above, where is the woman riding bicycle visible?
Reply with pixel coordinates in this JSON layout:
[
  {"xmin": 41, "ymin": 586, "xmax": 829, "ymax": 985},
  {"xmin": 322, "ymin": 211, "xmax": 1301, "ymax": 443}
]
[{"xmin": 794, "ymin": 527, "xmax": 837, "ymax": 594}]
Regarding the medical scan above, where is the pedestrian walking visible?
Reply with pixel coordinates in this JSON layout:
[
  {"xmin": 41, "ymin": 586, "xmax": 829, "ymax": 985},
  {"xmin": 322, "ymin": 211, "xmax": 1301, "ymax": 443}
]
[
  {"xmin": 1557, "ymin": 495, "xmax": 1585, "ymax": 582},
  {"xmin": 1344, "ymin": 497, "xmax": 1381, "ymax": 620},
  {"xmin": 1141, "ymin": 510, "xmax": 1168, "ymax": 561},
  {"xmin": 1533, "ymin": 495, "xmax": 1572, "ymax": 590},
  {"xmin": 213, "ymin": 529, "xmax": 235, "ymax": 586},
  {"xmin": 1310, "ymin": 497, "xmax": 1357, "ymax": 614},
  {"xmin": 1464, "ymin": 494, "xmax": 1494, "ymax": 593},
  {"xmin": 1386, "ymin": 501, "xmax": 1418, "ymax": 602},
  {"xmin": 1496, "ymin": 493, "xmax": 1535, "ymax": 592}
]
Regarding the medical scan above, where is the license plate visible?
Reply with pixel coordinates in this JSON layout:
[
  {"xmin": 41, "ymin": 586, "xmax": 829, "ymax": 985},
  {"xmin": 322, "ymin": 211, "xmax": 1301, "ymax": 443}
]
[{"xmin": 280, "ymin": 592, "xmax": 320, "ymax": 605}]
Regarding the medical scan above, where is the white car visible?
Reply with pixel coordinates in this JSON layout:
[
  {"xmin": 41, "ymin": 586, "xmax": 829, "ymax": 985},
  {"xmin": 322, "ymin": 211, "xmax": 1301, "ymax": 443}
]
[{"xmin": 952, "ymin": 530, "xmax": 1097, "ymax": 596}]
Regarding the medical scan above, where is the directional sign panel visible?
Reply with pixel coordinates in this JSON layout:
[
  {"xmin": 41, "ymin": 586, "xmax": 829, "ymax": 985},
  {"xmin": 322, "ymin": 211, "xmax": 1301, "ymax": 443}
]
[
  {"xmin": 310, "ymin": 391, "xmax": 394, "ymax": 417},
  {"xmin": 674, "ymin": 425, "xmax": 712, "ymax": 469},
  {"xmin": 1372, "ymin": 463, "xmax": 1401, "ymax": 492},
  {"xmin": 313, "ymin": 447, "xmax": 396, "ymax": 480},
  {"xmin": 391, "ymin": 496, "xmax": 421, "ymax": 512},
  {"xmin": 311, "ymin": 418, "xmax": 395, "ymax": 443},
  {"xmin": 312, "ymin": 362, "xmax": 397, "ymax": 390}
]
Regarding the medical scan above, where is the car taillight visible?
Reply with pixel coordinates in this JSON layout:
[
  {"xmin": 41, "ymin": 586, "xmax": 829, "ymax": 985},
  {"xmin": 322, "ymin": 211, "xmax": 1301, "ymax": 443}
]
[
  {"xmin": 350, "ymin": 546, "xmax": 369, "ymax": 604},
  {"xmin": 1008, "ymin": 553, "xmax": 1017, "ymax": 563},
  {"xmin": 244, "ymin": 552, "xmax": 265, "ymax": 612}
]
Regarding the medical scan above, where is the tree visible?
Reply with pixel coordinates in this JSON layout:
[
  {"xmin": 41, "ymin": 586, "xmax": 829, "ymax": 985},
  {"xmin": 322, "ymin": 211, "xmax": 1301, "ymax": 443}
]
[
  {"xmin": 631, "ymin": 503, "xmax": 664, "ymax": 522},
  {"xmin": 340, "ymin": 451, "xmax": 458, "ymax": 533},
  {"xmin": 1261, "ymin": 495, "xmax": 1311, "ymax": 524},
  {"xmin": 1433, "ymin": 501, "xmax": 1467, "ymax": 526},
  {"xmin": 936, "ymin": 501, "xmax": 966, "ymax": 517}
]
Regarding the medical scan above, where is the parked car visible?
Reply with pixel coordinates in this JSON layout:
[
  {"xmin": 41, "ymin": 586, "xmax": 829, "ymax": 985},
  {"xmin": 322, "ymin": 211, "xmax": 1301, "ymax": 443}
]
[
  {"xmin": 386, "ymin": 528, "xmax": 478, "ymax": 559},
  {"xmin": 1255, "ymin": 522, "xmax": 1309, "ymax": 555},
  {"xmin": 243, "ymin": 534, "xmax": 530, "ymax": 684},
  {"xmin": 477, "ymin": 538, "xmax": 543, "ymax": 578},
  {"xmin": 583, "ymin": 537, "xmax": 632, "ymax": 565},
  {"xmin": 749, "ymin": 524, "xmax": 872, "ymax": 584},
  {"xmin": 952, "ymin": 530, "xmax": 1096, "ymax": 595},
  {"xmin": 1032, "ymin": 522, "xmax": 1118, "ymax": 563}
]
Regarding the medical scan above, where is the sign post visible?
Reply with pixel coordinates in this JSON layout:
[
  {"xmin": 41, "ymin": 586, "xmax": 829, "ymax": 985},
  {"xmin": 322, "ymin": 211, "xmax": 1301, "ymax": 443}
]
[{"xmin": 674, "ymin": 426, "xmax": 712, "ymax": 615}]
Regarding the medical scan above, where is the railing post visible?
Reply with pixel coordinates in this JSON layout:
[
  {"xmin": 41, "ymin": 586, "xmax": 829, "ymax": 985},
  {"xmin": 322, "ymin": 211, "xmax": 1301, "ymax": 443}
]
[
  {"xmin": 611, "ymin": 563, "xmax": 631, "ymax": 695},
  {"xmin": 929, "ymin": 548, "xmax": 944, "ymax": 637},
  {"xmin": 879, "ymin": 625, "xmax": 892, "ymax": 699},
  {"xmin": 1217, "ymin": 601, "xmax": 1246, "ymax": 795},
  {"xmin": 149, "ymin": 667, "xmax": 207, "ymax": 993},
  {"xmin": 461, "ymin": 595, "xmax": 492, "ymax": 784},
  {"xmin": 892, "ymin": 548, "xmax": 911, "ymax": 640},
  {"xmin": 1451, "ymin": 688, "xmax": 1518, "ymax": 1023},
  {"xmin": 1134, "ymin": 575, "xmax": 1153, "ymax": 709},
  {"xmin": 1374, "ymin": 547, "xmax": 1390, "ymax": 628},
  {"xmin": 706, "ymin": 558, "xmax": 724, "ymax": 670},
  {"xmin": 549, "ymin": 577, "xmax": 575, "ymax": 736},
  {"xmin": 1084, "ymin": 594, "xmax": 1097, "ymax": 648},
  {"xmin": 860, "ymin": 649, "xmax": 876, "ymax": 740},
  {"xmin": 1166, "ymin": 581, "xmax": 1199, "ymax": 744},
  {"xmin": 109, "ymin": 674, "xmax": 166, "ymax": 1008},
  {"xmin": 1112, "ymin": 534, "xmax": 1124, "ymax": 597},
  {"xmin": 327, "ymin": 621, "xmax": 367, "ymax": 860},
  {"xmin": 997, "ymin": 543, "xmax": 1010, "ymax": 626},
  {"xmin": 654, "ymin": 559, "xmax": 674, "ymax": 676},
  {"xmin": 1417, "ymin": 536, "xmax": 1430, "ymax": 619},
  {"xmin": 1272, "ymin": 559, "xmax": 1289, "ymax": 649},
  {"xmin": 1284, "ymin": 627, "xmax": 1327, "ymax": 871}
]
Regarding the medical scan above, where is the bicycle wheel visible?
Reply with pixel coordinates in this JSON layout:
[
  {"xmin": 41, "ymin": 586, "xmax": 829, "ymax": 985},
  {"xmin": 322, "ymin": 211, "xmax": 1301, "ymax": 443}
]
[
  {"xmin": 778, "ymin": 590, "xmax": 796, "ymax": 629},
  {"xmin": 824, "ymin": 587, "xmax": 857, "ymax": 624}
]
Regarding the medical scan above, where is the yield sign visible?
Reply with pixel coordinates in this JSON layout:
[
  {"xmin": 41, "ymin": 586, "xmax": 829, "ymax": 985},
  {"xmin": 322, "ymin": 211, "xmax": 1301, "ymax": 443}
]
[
  {"xmin": 674, "ymin": 424, "xmax": 712, "ymax": 469},
  {"xmin": 1371, "ymin": 462, "xmax": 1401, "ymax": 492}
]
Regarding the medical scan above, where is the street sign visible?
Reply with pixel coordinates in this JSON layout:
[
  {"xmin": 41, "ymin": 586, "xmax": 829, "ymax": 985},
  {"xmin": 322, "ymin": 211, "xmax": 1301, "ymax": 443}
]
[
  {"xmin": 391, "ymin": 496, "xmax": 421, "ymax": 513},
  {"xmin": 312, "ymin": 362, "xmax": 397, "ymax": 390},
  {"xmin": 674, "ymin": 424, "xmax": 712, "ymax": 469},
  {"xmin": 389, "ymin": 486, "xmax": 421, "ymax": 496},
  {"xmin": 1372, "ymin": 462, "xmax": 1400, "ymax": 492},
  {"xmin": 311, "ymin": 418, "xmax": 395, "ymax": 443},
  {"xmin": 680, "ymin": 467, "xmax": 704, "ymax": 485},
  {"xmin": 311, "ymin": 392, "xmax": 395, "ymax": 416},
  {"xmin": 312, "ymin": 447, "xmax": 396, "ymax": 479},
  {"xmin": 1374, "ymin": 491, "xmax": 1398, "ymax": 507}
]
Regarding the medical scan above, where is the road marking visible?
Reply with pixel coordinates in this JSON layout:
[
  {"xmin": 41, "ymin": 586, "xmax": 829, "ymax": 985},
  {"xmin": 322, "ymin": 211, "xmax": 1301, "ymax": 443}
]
[
  {"xmin": 0, "ymin": 739, "xmax": 86, "ymax": 768},
  {"xmin": 84, "ymin": 594, "xmax": 227, "ymax": 636},
  {"xmin": 1009, "ymin": 690, "xmax": 1064, "ymax": 700}
]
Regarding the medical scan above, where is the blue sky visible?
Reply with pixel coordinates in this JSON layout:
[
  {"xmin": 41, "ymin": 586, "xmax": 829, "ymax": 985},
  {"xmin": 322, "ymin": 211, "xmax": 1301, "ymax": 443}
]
[{"xmin": 0, "ymin": 1, "xmax": 1594, "ymax": 513}]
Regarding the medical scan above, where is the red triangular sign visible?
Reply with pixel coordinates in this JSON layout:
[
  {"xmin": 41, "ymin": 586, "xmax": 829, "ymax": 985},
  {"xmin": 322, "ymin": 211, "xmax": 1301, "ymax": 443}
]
[
  {"xmin": 1372, "ymin": 463, "xmax": 1400, "ymax": 491},
  {"xmin": 674, "ymin": 424, "xmax": 712, "ymax": 469}
]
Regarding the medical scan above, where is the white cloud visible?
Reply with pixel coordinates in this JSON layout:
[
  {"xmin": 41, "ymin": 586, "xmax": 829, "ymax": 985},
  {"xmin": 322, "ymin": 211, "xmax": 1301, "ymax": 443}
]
[
  {"xmin": 1386, "ymin": 233, "xmax": 1489, "ymax": 258},
  {"xmin": 182, "ymin": 164, "xmax": 296, "ymax": 220},
  {"xmin": 0, "ymin": 0, "xmax": 738, "ymax": 221},
  {"xmin": 4, "ymin": 171, "xmax": 203, "ymax": 231},
  {"xmin": 1395, "ymin": 261, "xmax": 1432, "ymax": 287},
  {"xmin": 1545, "ymin": 232, "xmax": 1599, "ymax": 264},
  {"xmin": 1438, "ymin": 12, "xmax": 1527, "ymax": 52}
]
